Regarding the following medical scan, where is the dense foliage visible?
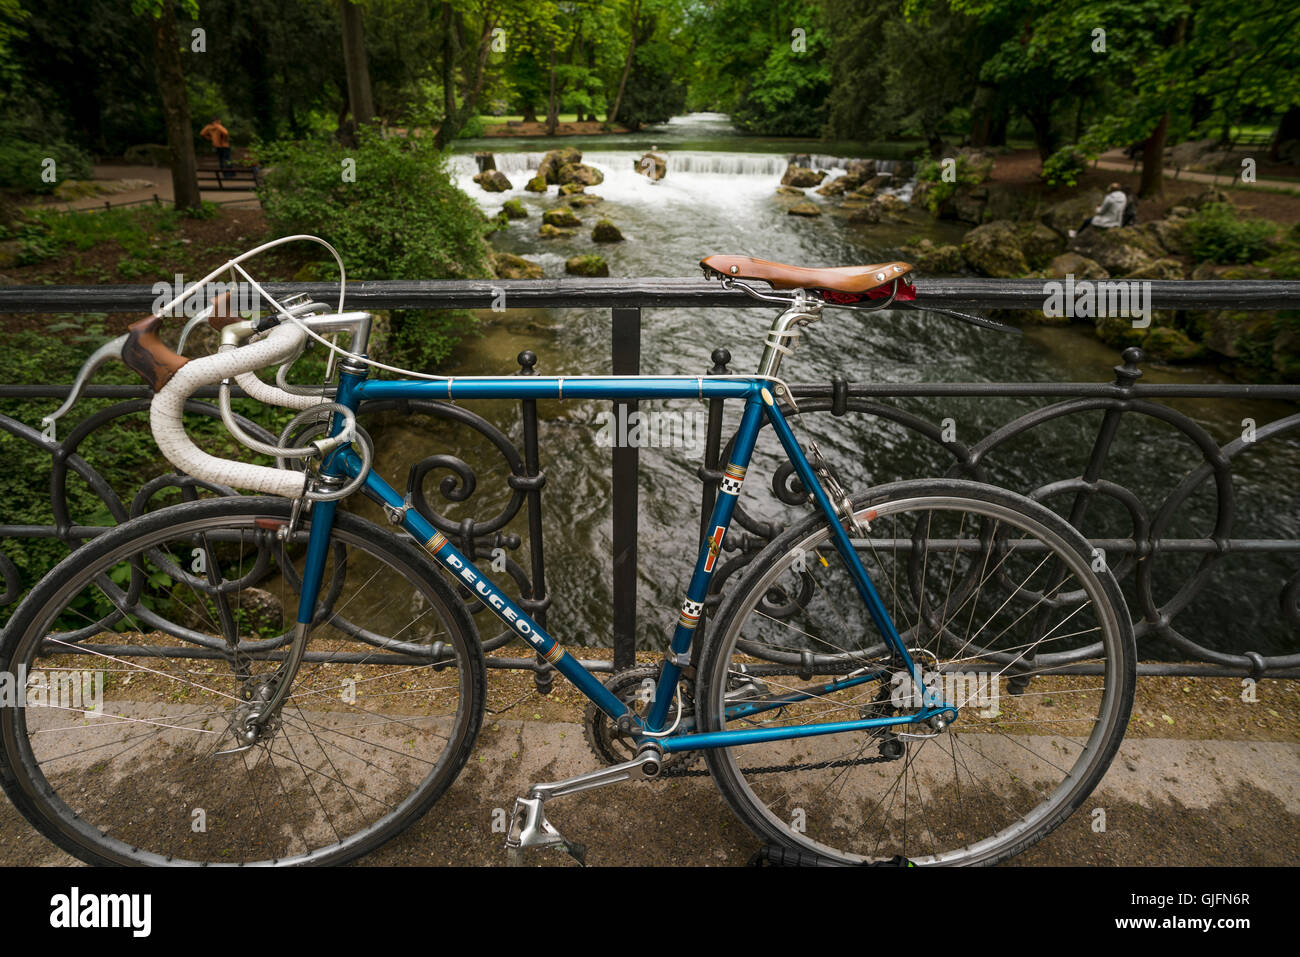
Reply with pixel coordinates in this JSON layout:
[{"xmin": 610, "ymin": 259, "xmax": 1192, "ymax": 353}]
[
  {"xmin": 0, "ymin": 0, "xmax": 1295, "ymax": 168},
  {"xmin": 258, "ymin": 128, "xmax": 492, "ymax": 369}
]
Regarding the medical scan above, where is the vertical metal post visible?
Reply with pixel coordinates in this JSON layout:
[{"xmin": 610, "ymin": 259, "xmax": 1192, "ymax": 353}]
[
  {"xmin": 516, "ymin": 350, "xmax": 553, "ymax": 693},
  {"xmin": 611, "ymin": 306, "xmax": 641, "ymax": 671}
]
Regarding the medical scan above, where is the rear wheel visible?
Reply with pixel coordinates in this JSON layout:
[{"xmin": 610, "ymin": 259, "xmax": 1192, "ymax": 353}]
[
  {"xmin": 698, "ymin": 479, "xmax": 1135, "ymax": 865},
  {"xmin": 0, "ymin": 496, "xmax": 485, "ymax": 865}
]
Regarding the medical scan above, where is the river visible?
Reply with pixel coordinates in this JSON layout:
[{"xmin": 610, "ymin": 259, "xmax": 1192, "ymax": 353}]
[{"xmin": 361, "ymin": 113, "xmax": 1298, "ymax": 660}]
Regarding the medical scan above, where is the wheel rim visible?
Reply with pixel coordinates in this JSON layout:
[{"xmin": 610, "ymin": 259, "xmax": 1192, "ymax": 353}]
[
  {"xmin": 707, "ymin": 495, "xmax": 1129, "ymax": 865},
  {"xmin": 3, "ymin": 503, "xmax": 476, "ymax": 865}
]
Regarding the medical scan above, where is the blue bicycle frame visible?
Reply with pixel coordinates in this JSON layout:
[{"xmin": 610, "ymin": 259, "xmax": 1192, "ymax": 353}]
[{"xmin": 299, "ymin": 363, "xmax": 953, "ymax": 755}]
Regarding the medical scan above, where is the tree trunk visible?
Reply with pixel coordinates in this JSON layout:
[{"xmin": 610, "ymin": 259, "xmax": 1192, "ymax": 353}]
[
  {"xmin": 989, "ymin": 108, "xmax": 1008, "ymax": 147},
  {"xmin": 522, "ymin": 103, "xmax": 538, "ymax": 123},
  {"xmin": 607, "ymin": 0, "xmax": 640, "ymax": 126},
  {"xmin": 434, "ymin": 3, "xmax": 456, "ymax": 145},
  {"xmin": 339, "ymin": 0, "xmax": 375, "ymax": 130},
  {"xmin": 149, "ymin": 5, "xmax": 201, "ymax": 213},
  {"xmin": 1139, "ymin": 112, "xmax": 1169, "ymax": 199},
  {"xmin": 1270, "ymin": 105, "xmax": 1300, "ymax": 162},
  {"xmin": 546, "ymin": 45, "xmax": 558, "ymax": 136},
  {"xmin": 1140, "ymin": 16, "xmax": 1185, "ymax": 199},
  {"xmin": 969, "ymin": 83, "xmax": 996, "ymax": 148},
  {"xmin": 1026, "ymin": 109, "xmax": 1057, "ymax": 161}
]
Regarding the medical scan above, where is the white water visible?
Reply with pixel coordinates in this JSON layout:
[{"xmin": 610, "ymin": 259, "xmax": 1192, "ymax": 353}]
[{"xmin": 450, "ymin": 149, "xmax": 911, "ymax": 218}]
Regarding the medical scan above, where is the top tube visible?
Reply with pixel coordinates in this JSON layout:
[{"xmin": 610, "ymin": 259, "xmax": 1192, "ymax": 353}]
[{"xmin": 354, "ymin": 375, "xmax": 765, "ymax": 402}]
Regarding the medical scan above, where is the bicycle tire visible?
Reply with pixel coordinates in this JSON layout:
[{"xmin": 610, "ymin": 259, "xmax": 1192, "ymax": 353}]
[
  {"xmin": 698, "ymin": 478, "xmax": 1135, "ymax": 866},
  {"xmin": 0, "ymin": 496, "xmax": 486, "ymax": 865}
]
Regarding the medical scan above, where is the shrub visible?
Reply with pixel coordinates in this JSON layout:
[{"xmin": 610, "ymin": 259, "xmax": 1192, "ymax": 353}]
[
  {"xmin": 257, "ymin": 128, "xmax": 493, "ymax": 370},
  {"xmin": 1181, "ymin": 202, "xmax": 1279, "ymax": 264},
  {"xmin": 0, "ymin": 137, "xmax": 94, "ymax": 194},
  {"xmin": 913, "ymin": 154, "xmax": 990, "ymax": 214},
  {"xmin": 1040, "ymin": 147, "xmax": 1091, "ymax": 188}
]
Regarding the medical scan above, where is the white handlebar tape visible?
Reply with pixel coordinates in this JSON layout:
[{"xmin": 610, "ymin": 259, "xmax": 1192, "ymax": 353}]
[
  {"xmin": 231, "ymin": 361, "xmax": 327, "ymax": 410},
  {"xmin": 152, "ymin": 323, "xmax": 312, "ymax": 498}
]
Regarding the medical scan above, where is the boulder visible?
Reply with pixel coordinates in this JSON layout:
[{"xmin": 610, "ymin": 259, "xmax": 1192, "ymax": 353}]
[
  {"xmin": 782, "ymin": 164, "xmax": 825, "ymax": 188},
  {"xmin": 788, "ymin": 202, "xmax": 822, "ymax": 217},
  {"xmin": 777, "ymin": 185, "xmax": 805, "ymax": 195},
  {"xmin": 1093, "ymin": 314, "xmax": 1150, "ymax": 349},
  {"xmin": 862, "ymin": 173, "xmax": 893, "ymax": 191},
  {"xmin": 951, "ymin": 190, "xmax": 988, "ymax": 224},
  {"xmin": 491, "ymin": 251, "xmax": 544, "ymax": 279},
  {"xmin": 123, "ymin": 143, "xmax": 171, "ymax": 166},
  {"xmin": 500, "ymin": 198, "xmax": 528, "ymax": 220},
  {"xmin": 1017, "ymin": 222, "xmax": 1066, "ymax": 269},
  {"xmin": 52, "ymin": 180, "xmax": 103, "ymax": 200},
  {"xmin": 1071, "ymin": 225, "xmax": 1162, "ymax": 275},
  {"xmin": 472, "ymin": 169, "xmax": 513, "ymax": 192},
  {"xmin": 1142, "ymin": 218, "xmax": 1188, "ymax": 255},
  {"xmin": 847, "ymin": 204, "xmax": 881, "ymax": 225},
  {"xmin": 542, "ymin": 207, "xmax": 581, "ymax": 228},
  {"xmin": 557, "ymin": 162, "xmax": 604, "ymax": 187},
  {"xmin": 591, "ymin": 219, "xmax": 624, "ymax": 242},
  {"xmin": 816, "ymin": 178, "xmax": 850, "ymax": 197},
  {"xmin": 961, "ymin": 221, "xmax": 1029, "ymax": 278},
  {"xmin": 566, "ymin": 194, "xmax": 604, "ymax": 208},
  {"xmin": 1123, "ymin": 257, "xmax": 1186, "ymax": 281},
  {"xmin": 538, "ymin": 147, "xmax": 582, "ymax": 184},
  {"xmin": 539, "ymin": 223, "xmax": 575, "ymax": 239},
  {"xmin": 524, "ymin": 175, "xmax": 547, "ymax": 192},
  {"xmin": 1186, "ymin": 186, "xmax": 1232, "ymax": 209},
  {"xmin": 474, "ymin": 151, "xmax": 497, "ymax": 172},
  {"xmin": 636, "ymin": 152, "xmax": 667, "ymax": 180},
  {"xmin": 1142, "ymin": 326, "xmax": 1207, "ymax": 362},
  {"xmin": 876, "ymin": 194, "xmax": 908, "ymax": 216},
  {"xmin": 1041, "ymin": 191, "xmax": 1104, "ymax": 237},
  {"xmin": 560, "ymin": 183, "xmax": 585, "ymax": 195},
  {"xmin": 901, "ymin": 239, "xmax": 963, "ymax": 274},
  {"xmin": 565, "ymin": 254, "xmax": 609, "ymax": 277},
  {"xmin": 842, "ymin": 159, "xmax": 875, "ymax": 186},
  {"xmin": 1046, "ymin": 253, "xmax": 1109, "ymax": 280}
]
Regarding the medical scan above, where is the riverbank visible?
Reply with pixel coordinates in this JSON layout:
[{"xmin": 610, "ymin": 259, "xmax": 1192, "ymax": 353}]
[{"xmin": 889, "ymin": 148, "xmax": 1300, "ymax": 384}]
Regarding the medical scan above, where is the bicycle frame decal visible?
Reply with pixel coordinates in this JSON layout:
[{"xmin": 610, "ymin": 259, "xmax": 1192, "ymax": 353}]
[{"xmin": 313, "ymin": 366, "xmax": 939, "ymax": 752}]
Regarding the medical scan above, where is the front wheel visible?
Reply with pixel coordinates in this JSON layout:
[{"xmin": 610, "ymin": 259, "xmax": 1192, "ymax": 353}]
[
  {"xmin": 0, "ymin": 496, "xmax": 485, "ymax": 865},
  {"xmin": 698, "ymin": 479, "xmax": 1135, "ymax": 866}
]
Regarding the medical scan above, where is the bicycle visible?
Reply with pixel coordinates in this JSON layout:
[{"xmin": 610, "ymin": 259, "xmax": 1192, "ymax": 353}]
[{"xmin": 0, "ymin": 237, "xmax": 1135, "ymax": 866}]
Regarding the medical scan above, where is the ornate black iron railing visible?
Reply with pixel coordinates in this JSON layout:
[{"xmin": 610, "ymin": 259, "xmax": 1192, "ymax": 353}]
[{"xmin": 2, "ymin": 279, "xmax": 1298, "ymax": 683}]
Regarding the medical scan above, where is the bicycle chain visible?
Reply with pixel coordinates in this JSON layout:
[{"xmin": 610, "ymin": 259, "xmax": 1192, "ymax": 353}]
[{"xmin": 657, "ymin": 751, "xmax": 896, "ymax": 779}]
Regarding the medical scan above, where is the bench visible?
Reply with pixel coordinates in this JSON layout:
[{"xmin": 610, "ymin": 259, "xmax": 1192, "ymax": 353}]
[{"xmin": 196, "ymin": 164, "xmax": 263, "ymax": 190}]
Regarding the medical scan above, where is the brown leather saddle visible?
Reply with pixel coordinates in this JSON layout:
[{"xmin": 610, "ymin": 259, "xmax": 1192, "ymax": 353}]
[{"xmin": 700, "ymin": 255, "xmax": 914, "ymax": 295}]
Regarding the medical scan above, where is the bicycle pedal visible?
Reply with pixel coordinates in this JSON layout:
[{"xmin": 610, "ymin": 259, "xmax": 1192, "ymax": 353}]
[{"xmin": 504, "ymin": 796, "xmax": 587, "ymax": 866}]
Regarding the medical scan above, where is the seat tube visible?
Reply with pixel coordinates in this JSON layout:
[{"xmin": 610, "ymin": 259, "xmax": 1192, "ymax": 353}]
[{"xmin": 646, "ymin": 386, "xmax": 766, "ymax": 732}]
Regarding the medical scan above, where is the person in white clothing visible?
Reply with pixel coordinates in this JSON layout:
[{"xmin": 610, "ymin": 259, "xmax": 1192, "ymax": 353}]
[{"xmin": 1069, "ymin": 183, "xmax": 1128, "ymax": 238}]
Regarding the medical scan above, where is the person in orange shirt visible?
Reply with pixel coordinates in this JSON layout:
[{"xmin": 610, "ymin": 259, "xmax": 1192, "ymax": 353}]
[{"xmin": 199, "ymin": 118, "xmax": 231, "ymax": 171}]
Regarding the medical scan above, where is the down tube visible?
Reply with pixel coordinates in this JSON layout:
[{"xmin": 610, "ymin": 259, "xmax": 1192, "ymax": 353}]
[
  {"xmin": 760, "ymin": 395, "xmax": 916, "ymax": 672},
  {"xmin": 341, "ymin": 450, "xmax": 634, "ymax": 722}
]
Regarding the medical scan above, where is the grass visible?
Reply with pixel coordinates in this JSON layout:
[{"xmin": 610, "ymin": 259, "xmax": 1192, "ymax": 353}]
[{"xmin": 9, "ymin": 203, "xmax": 218, "ymax": 276}]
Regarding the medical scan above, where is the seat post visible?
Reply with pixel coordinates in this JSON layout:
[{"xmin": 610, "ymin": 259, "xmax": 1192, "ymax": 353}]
[{"xmin": 756, "ymin": 288, "xmax": 822, "ymax": 380}]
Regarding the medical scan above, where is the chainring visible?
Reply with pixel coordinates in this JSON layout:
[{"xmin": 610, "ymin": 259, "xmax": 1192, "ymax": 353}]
[{"xmin": 582, "ymin": 664, "xmax": 700, "ymax": 772}]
